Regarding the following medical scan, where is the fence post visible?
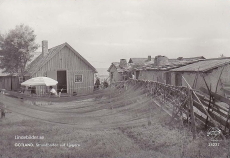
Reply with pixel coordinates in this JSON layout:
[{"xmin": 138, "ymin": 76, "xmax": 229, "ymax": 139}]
[
  {"xmin": 189, "ymin": 89, "xmax": 196, "ymax": 139},
  {"xmin": 224, "ymin": 107, "xmax": 230, "ymax": 132}
]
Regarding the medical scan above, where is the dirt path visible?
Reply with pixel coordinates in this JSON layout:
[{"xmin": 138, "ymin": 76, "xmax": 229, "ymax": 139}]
[
  {"xmin": 0, "ymin": 86, "xmax": 152, "ymax": 129},
  {"xmin": 0, "ymin": 86, "xmax": 228, "ymax": 158}
]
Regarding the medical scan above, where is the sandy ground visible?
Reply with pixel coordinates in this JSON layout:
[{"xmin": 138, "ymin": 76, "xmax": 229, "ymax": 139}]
[{"xmin": 0, "ymin": 86, "xmax": 229, "ymax": 158}]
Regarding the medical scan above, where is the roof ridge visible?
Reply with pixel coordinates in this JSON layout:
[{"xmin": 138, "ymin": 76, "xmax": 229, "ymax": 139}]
[
  {"xmin": 48, "ymin": 42, "xmax": 66, "ymax": 51},
  {"xmin": 26, "ymin": 42, "xmax": 97, "ymax": 75},
  {"xmin": 204, "ymin": 57, "xmax": 230, "ymax": 61},
  {"xmin": 64, "ymin": 43, "xmax": 97, "ymax": 72},
  {"xmin": 170, "ymin": 58, "xmax": 230, "ymax": 72}
]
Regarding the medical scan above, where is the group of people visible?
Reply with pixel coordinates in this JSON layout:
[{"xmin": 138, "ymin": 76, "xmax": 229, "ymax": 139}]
[
  {"xmin": 94, "ymin": 77, "xmax": 109, "ymax": 90},
  {"xmin": 20, "ymin": 86, "xmax": 58, "ymax": 97},
  {"xmin": 20, "ymin": 76, "xmax": 111, "ymax": 96}
]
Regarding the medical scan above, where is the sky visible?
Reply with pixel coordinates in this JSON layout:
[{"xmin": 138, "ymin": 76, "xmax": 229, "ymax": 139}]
[{"xmin": 0, "ymin": 0, "xmax": 230, "ymax": 68}]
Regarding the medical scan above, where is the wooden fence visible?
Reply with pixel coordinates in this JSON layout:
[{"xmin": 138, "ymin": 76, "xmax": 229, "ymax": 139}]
[
  {"xmin": 112, "ymin": 78, "xmax": 230, "ymax": 139},
  {"xmin": 0, "ymin": 76, "xmax": 20, "ymax": 91}
]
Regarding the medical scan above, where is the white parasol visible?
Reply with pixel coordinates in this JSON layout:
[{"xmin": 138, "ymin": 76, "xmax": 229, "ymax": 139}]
[{"xmin": 21, "ymin": 77, "xmax": 58, "ymax": 86}]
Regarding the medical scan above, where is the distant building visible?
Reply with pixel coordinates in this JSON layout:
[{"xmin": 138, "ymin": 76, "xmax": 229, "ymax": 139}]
[
  {"xmin": 107, "ymin": 59, "xmax": 129, "ymax": 83},
  {"xmin": 0, "ymin": 70, "xmax": 19, "ymax": 91},
  {"xmin": 0, "ymin": 55, "xmax": 21, "ymax": 91},
  {"xmin": 129, "ymin": 56, "xmax": 153, "ymax": 80},
  {"xmin": 133, "ymin": 55, "xmax": 205, "ymax": 83},
  {"xmin": 170, "ymin": 57, "xmax": 230, "ymax": 96}
]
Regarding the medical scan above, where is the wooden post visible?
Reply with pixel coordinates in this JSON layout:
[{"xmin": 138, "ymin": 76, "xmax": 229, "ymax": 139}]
[
  {"xmin": 224, "ymin": 107, "xmax": 230, "ymax": 132},
  {"xmin": 182, "ymin": 76, "xmax": 226, "ymax": 140},
  {"xmin": 189, "ymin": 89, "xmax": 196, "ymax": 139},
  {"xmin": 205, "ymin": 84, "xmax": 212, "ymax": 129}
]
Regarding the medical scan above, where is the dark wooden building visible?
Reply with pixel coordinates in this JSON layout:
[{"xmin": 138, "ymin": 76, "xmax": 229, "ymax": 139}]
[{"xmin": 0, "ymin": 69, "xmax": 20, "ymax": 91}]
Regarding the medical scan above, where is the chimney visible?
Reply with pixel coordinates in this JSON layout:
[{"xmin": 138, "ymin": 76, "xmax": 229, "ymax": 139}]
[
  {"xmin": 177, "ymin": 57, "xmax": 183, "ymax": 60},
  {"xmin": 42, "ymin": 40, "xmax": 48, "ymax": 56},
  {"xmin": 120, "ymin": 59, "xmax": 127, "ymax": 68},
  {"xmin": 154, "ymin": 55, "xmax": 169, "ymax": 66},
  {"xmin": 147, "ymin": 55, "xmax": 151, "ymax": 61}
]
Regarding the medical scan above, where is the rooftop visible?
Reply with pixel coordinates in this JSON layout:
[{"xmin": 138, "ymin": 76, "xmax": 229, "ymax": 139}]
[
  {"xmin": 170, "ymin": 57, "xmax": 230, "ymax": 72},
  {"xmin": 129, "ymin": 58, "xmax": 152, "ymax": 65},
  {"xmin": 135, "ymin": 56, "xmax": 205, "ymax": 71},
  {"xmin": 25, "ymin": 42, "xmax": 97, "ymax": 75}
]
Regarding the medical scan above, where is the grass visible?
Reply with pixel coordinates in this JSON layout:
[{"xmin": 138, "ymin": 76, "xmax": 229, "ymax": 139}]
[{"xmin": 0, "ymin": 89, "xmax": 229, "ymax": 158}]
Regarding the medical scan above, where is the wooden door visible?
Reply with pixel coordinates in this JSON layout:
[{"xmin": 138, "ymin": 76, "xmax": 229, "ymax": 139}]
[
  {"xmin": 57, "ymin": 71, "xmax": 67, "ymax": 93},
  {"xmin": 175, "ymin": 73, "xmax": 182, "ymax": 86},
  {"xmin": 136, "ymin": 71, "xmax": 140, "ymax": 79},
  {"xmin": 166, "ymin": 72, "xmax": 171, "ymax": 85}
]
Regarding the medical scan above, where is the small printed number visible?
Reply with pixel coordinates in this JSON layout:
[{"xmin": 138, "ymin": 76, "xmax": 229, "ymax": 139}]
[{"xmin": 208, "ymin": 143, "xmax": 219, "ymax": 146}]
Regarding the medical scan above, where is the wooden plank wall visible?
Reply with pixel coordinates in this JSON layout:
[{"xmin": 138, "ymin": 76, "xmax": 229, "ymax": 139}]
[
  {"xmin": 0, "ymin": 76, "xmax": 20, "ymax": 91},
  {"xmin": 139, "ymin": 70, "xmax": 166, "ymax": 84},
  {"xmin": 68, "ymin": 70, "xmax": 94, "ymax": 94},
  {"xmin": 108, "ymin": 65, "xmax": 122, "ymax": 83},
  {"xmin": 33, "ymin": 46, "xmax": 95, "ymax": 95}
]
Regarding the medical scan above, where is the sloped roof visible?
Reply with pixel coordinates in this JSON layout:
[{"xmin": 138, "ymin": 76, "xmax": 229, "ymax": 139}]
[
  {"xmin": 0, "ymin": 69, "xmax": 9, "ymax": 76},
  {"xmin": 170, "ymin": 57, "xmax": 230, "ymax": 72},
  {"xmin": 25, "ymin": 42, "xmax": 97, "ymax": 75},
  {"xmin": 173, "ymin": 56, "xmax": 205, "ymax": 61},
  {"xmin": 129, "ymin": 58, "xmax": 150, "ymax": 65},
  {"xmin": 0, "ymin": 69, "xmax": 18, "ymax": 76},
  {"xmin": 183, "ymin": 56, "xmax": 205, "ymax": 60},
  {"xmin": 107, "ymin": 61, "xmax": 134, "ymax": 73},
  {"xmin": 26, "ymin": 52, "xmax": 42, "ymax": 66},
  {"xmin": 129, "ymin": 56, "xmax": 204, "ymax": 66},
  {"xmin": 136, "ymin": 57, "xmax": 204, "ymax": 71},
  {"xmin": 107, "ymin": 62, "xmax": 125, "ymax": 73}
]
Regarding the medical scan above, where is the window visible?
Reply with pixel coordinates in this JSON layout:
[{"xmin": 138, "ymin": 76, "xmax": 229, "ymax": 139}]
[{"xmin": 75, "ymin": 74, "xmax": 83, "ymax": 83}]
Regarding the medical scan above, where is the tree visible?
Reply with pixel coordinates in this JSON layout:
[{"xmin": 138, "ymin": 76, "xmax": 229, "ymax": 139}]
[{"xmin": 0, "ymin": 24, "xmax": 39, "ymax": 76}]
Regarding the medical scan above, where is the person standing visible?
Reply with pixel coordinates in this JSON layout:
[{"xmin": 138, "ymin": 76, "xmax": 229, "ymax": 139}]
[
  {"xmin": 1, "ymin": 108, "xmax": 5, "ymax": 118},
  {"xmin": 95, "ymin": 77, "xmax": 101, "ymax": 90}
]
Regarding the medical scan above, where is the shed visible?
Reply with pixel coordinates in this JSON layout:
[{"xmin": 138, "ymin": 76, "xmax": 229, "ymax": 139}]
[
  {"xmin": 24, "ymin": 40, "xmax": 97, "ymax": 95},
  {"xmin": 0, "ymin": 69, "xmax": 20, "ymax": 91}
]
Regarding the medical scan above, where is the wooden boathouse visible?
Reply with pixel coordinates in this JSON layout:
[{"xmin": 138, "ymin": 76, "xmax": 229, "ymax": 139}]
[{"xmin": 25, "ymin": 40, "xmax": 97, "ymax": 95}]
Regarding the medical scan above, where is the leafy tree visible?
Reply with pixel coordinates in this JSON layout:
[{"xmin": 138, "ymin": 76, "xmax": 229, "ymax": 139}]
[{"xmin": 0, "ymin": 24, "xmax": 39, "ymax": 76}]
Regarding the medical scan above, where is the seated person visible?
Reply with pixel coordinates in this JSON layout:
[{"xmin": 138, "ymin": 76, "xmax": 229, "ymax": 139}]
[
  {"xmin": 49, "ymin": 86, "xmax": 58, "ymax": 97},
  {"xmin": 31, "ymin": 86, "xmax": 36, "ymax": 96}
]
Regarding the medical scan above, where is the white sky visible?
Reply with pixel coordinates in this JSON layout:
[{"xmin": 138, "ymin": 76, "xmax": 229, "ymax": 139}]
[{"xmin": 0, "ymin": 0, "xmax": 230, "ymax": 68}]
